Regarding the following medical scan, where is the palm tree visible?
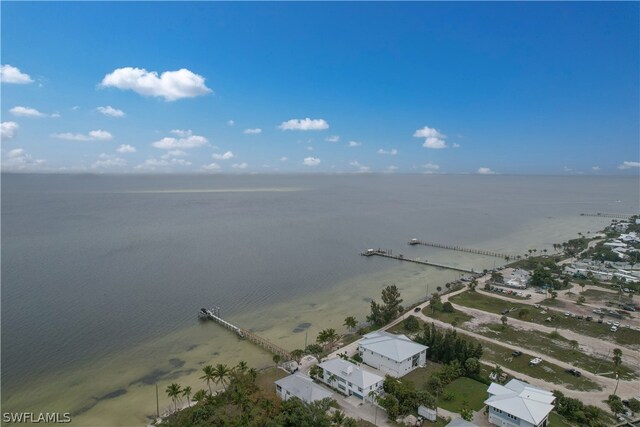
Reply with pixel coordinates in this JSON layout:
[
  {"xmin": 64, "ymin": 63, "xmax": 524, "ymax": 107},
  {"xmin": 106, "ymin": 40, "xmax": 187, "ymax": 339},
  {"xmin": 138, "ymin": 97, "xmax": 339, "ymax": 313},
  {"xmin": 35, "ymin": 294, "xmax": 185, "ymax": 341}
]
[
  {"xmin": 436, "ymin": 286, "xmax": 442, "ymax": 293},
  {"xmin": 248, "ymin": 368, "xmax": 258, "ymax": 383},
  {"xmin": 343, "ymin": 316, "xmax": 357, "ymax": 332},
  {"xmin": 332, "ymin": 410, "xmax": 346, "ymax": 426},
  {"xmin": 328, "ymin": 373, "xmax": 337, "ymax": 385},
  {"xmin": 192, "ymin": 389, "xmax": 207, "ymax": 404},
  {"xmin": 291, "ymin": 349, "xmax": 305, "ymax": 364},
  {"xmin": 200, "ymin": 365, "xmax": 215, "ymax": 395},
  {"xmin": 613, "ymin": 348, "xmax": 622, "ymax": 372},
  {"xmin": 500, "ymin": 315, "xmax": 508, "ymax": 329},
  {"xmin": 182, "ymin": 386, "xmax": 192, "ymax": 408},
  {"xmin": 166, "ymin": 383, "xmax": 182, "ymax": 412},
  {"xmin": 213, "ymin": 363, "xmax": 230, "ymax": 390},
  {"xmin": 235, "ymin": 360, "xmax": 248, "ymax": 373},
  {"xmin": 273, "ymin": 353, "xmax": 282, "ymax": 368}
]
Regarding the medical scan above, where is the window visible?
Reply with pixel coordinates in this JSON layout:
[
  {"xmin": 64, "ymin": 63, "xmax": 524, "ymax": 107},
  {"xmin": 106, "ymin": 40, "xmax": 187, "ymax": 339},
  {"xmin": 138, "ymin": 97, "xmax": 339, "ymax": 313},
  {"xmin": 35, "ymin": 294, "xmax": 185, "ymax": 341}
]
[{"xmin": 276, "ymin": 385, "xmax": 282, "ymax": 391}]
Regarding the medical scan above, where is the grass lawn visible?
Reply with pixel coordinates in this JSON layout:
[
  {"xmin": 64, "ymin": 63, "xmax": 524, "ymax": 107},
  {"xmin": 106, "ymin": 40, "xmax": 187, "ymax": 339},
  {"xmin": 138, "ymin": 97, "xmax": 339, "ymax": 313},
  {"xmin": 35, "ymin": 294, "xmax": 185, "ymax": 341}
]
[
  {"xmin": 438, "ymin": 377, "xmax": 487, "ymax": 412},
  {"xmin": 401, "ymin": 362, "xmax": 445, "ymax": 389},
  {"xmin": 422, "ymin": 306, "xmax": 474, "ymax": 326},
  {"xmin": 475, "ymin": 324, "xmax": 637, "ymax": 380},
  {"xmin": 548, "ymin": 411, "xmax": 575, "ymax": 426},
  {"xmin": 256, "ymin": 367, "xmax": 288, "ymax": 394},
  {"xmin": 450, "ymin": 291, "xmax": 640, "ymax": 346}
]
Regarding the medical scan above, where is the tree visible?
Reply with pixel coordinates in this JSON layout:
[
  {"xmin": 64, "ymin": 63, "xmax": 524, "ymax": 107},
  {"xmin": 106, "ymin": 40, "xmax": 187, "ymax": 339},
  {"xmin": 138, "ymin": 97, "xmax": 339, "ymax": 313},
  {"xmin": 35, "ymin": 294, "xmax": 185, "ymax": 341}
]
[
  {"xmin": 442, "ymin": 301, "xmax": 454, "ymax": 313},
  {"xmin": 317, "ymin": 328, "xmax": 338, "ymax": 348},
  {"xmin": 181, "ymin": 386, "xmax": 192, "ymax": 408},
  {"xmin": 491, "ymin": 271, "xmax": 504, "ymax": 284},
  {"xmin": 577, "ymin": 296, "xmax": 586, "ymax": 305},
  {"xmin": 381, "ymin": 284, "xmax": 403, "ymax": 323},
  {"xmin": 235, "ymin": 360, "xmax": 248, "ymax": 373},
  {"xmin": 469, "ymin": 278, "xmax": 478, "ymax": 292},
  {"xmin": 518, "ymin": 308, "xmax": 529, "ymax": 319},
  {"xmin": 430, "ymin": 293, "xmax": 443, "ymax": 313},
  {"xmin": 166, "ymin": 383, "xmax": 182, "ymax": 412},
  {"xmin": 201, "ymin": 365, "xmax": 215, "ymax": 395},
  {"xmin": 570, "ymin": 340, "xmax": 579, "ymax": 352},
  {"xmin": 460, "ymin": 407, "xmax": 473, "ymax": 422},
  {"xmin": 213, "ymin": 363, "xmax": 231, "ymax": 390},
  {"xmin": 464, "ymin": 357, "xmax": 480, "ymax": 376},
  {"xmin": 273, "ymin": 354, "xmax": 282, "ymax": 368},
  {"xmin": 580, "ymin": 282, "xmax": 586, "ymax": 293},
  {"xmin": 551, "ymin": 291, "xmax": 558, "ymax": 299},
  {"xmin": 343, "ymin": 316, "xmax": 357, "ymax": 332},
  {"xmin": 192, "ymin": 389, "xmax": 207, "ymax": 404},
  {"xmin": 612, "ymin": 348, "xmax": 622, "ymax": 372},
  {"xmin": 436, "ymin": 286, "xmax": 442, "ymax": 293},
  {"xmin": 608, "ymin": 394, "xmax": 624, "ymax": 415},
  {"xmin": 500, "ymin": 315, "xmax": 508, "ymax": 329},
  {"xmin": 309, "ymin": 364, "xmax": 322, "ymax": 380},
  {"xmin": 331, "ymin": 410, "xmax": 346, "ymax": 426},
  {"xmin": 306, "ymin": 344, "xmax": 324, "ymax": 361},
  {"xmin": 403, "ymin": 315, "xmax": 420, "ymax": 332},
  {"xmin": 291, "ymin": 349, "xmax": 305, "ymax": 364}
]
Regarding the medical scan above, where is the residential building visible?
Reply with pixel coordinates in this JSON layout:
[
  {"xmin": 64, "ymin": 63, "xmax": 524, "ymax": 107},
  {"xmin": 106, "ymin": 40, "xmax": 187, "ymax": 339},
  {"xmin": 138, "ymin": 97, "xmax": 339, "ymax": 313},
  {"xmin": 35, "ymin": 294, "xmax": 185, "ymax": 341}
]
[
  {"xmin": 358, "ymin": 331, "xmax": 428, "ymax": 377},
  {"xmin": 484, "ymin": 379, "xmax": 555, "ymax": 427},
  {"xmin": 317, "ymin": 358, "xmax": 384, "ymax": 402},
  {"xmin": 275, "ymin": 373, "xmax": 333, "ymax": 403}
]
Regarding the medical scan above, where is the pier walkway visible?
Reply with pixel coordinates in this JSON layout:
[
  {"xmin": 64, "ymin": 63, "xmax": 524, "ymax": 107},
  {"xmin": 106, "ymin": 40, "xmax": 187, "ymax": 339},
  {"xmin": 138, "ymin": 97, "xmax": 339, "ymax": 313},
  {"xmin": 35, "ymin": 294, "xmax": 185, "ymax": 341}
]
[
  {"xmin": 199, "ymin": 307, "xmax": 292, "ymax": 361},
  {"xmin": 361, "ymin": 249, "xmax": 475, "ymax": 274},
  {"xmin": 408, "ymin": 239, "xmax": 511, "ymax": 259},
  {"xmin": 580, "ymin": 213, "xmax": 633, "ymax": 220}
]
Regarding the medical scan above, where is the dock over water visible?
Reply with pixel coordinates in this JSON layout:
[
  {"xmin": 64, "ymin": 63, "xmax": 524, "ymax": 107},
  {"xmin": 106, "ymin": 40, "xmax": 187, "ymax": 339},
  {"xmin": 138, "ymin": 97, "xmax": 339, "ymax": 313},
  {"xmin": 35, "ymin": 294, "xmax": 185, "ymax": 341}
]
[
  {"xmin": 580, "ymin": 213, "xmax": 633, "ymax": 220},
  {"xmin": 199, "ymin": 307, "xmax": 292, "ymax": 361},
  {"xmin": 408, "ymin": 239, "xmax": 511, "ymax": 259},
  {"xmin": 361, "ymin": 248, "xmax": 475, "ymax": 274}
]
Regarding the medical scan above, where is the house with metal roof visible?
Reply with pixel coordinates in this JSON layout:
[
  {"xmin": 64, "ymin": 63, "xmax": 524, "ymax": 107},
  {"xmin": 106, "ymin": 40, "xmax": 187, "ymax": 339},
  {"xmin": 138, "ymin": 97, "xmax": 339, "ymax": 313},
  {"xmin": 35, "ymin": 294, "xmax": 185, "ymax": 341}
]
[
  {"xmin": 484, "ymin": 379, "xmax": 555, "ymax": 427},
  {"xmin": 275, "ymin": 373, "xmax": 333, "ymax": 404},
  {"xmin": 317, "ymin": 358, "xmax": 384, "ymax": 402},
  {"xmin": 358, "ymin": 331, "xmax": 428, "ymax": 378}
]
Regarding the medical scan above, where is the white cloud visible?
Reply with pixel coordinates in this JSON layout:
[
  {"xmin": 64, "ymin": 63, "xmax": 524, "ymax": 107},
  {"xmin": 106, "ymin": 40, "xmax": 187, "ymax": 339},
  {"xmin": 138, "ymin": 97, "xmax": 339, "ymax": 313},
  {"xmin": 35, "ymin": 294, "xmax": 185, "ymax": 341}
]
[
  {"xmin": 243, "ymin": 128, "xmax": 262, "ymax": 134},
  {"xmin": 477, "ymin": 167, "xmax": 496, "ymax": 175},
  {"xmin": 116, "ymin": 144, "xmax": 136, "ymax": 153},
  {"xmin": 348, "ymin": 160, "xmax": 370, "ymax": 173},
  {"xmin": 592, "ymin": 166, "xmax": 601, "ymax": 171},
  {"xmin": 212, "ymin": 151, "xmax": 234, "ymax": 160},
  {"xmin": 51, "ymin": 112, "xmax": 61, "ymax": 118},
  {"xmin": 100, "ymin": 67, "xmax": 212, "ymax": 101},
  {"xmin": 325, "ymin": 135, "xmax": 340, "ymax": 142},
  {"xmin": 1, "ymin": 121, "xmax": 19, "ymax": 140},
  {"xmin": 280, "ymin": 157, "xmax": 288, "ymax": 162},
  {"xmin": 202, "ymin": 162, "xmax": 221, "ymax": 171},
  {"xmin": 92, "ymin": 153, "xmax": 127, "ymax": 169},
  {"xmin": 377, "ymin": 148, "xmax": 398, "ymax": 155},
  {"xmin": 97, "ymin": 106, "xmax": 125, "ymax": 117},
  {"xmin": 563, "ymin": 166, "xmax": 573, "ymax": 172},
  {"xmin": 1, "ymin": 65, "xmax": 33, "ymax": 84},
  {"xmin": 152, "ymin": 130, "xmax": 207, "ymax": 149},
  {"xmin": 2, "ymin": 148, "xmax": 45, "ymax": 170},
  {"xmin": 165, "ymin": 150, "xmax": 187, "ymax": 157},
  {"xmin": 452, "ymin": 143, "xmax": 461, "ymax": 148},
  {"xmin": 279, "ymin": 118, "xmax": 329, "ymax": 131},
  {"xmin": 51, "ymin": 129, "xmax": 113, "ymax": 141},
  {"xmin": 422, "ymin": 162, "xmax": 440, "ymax": 170},
  {"xmin": 384, "ymin": 165, "xmax": 398, "ymax": 173},
  {"xmin": 306, "ymin": 146, "xmax": 314, "ymax": 151},
  {"xmin": 227, "ymin": 120, "xmax": 235, "ymax": 126},
  {"xmin": 414, "ymin": 125, "xmax": 448, "ymax": 149},
  {"xmin": 618, "ymin": 161, "xmax": 640, "ymax": 170},
  {"xmin": 10, "ymin": 106, "xmax": 46, "ymax": 117},
  {"xmin": 232, "ymin": 162, "xmax": 248, "ymax": 169},
  {"xmin": 348, "ymin": 140, "xmax": 361, "ymax": 147},
  {"xmin": 135, "ymin": 157, "xmax": 192, "ymax": 170},
  {"xmin": 303, "ymin": 157, "xmax": 321, "ymax": 166}
]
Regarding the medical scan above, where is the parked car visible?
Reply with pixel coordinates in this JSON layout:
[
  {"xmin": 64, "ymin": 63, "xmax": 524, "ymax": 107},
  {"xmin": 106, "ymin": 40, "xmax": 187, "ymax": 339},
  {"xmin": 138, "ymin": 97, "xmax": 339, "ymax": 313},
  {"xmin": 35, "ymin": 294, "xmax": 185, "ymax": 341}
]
[
  {"xmin": 414, "ymin": 307, "xmax": 421, "ymax": 312},
  {"xmin": 611, "ymin": 326, "xmax": 618, "ymax": 332},
  {"xmin": 565, "ymin": 368, "xmax": 582, "ymax": 377},
  {"xmin": 586, "ymin": 316, "xmax": 593, "ymax": 321},
  {"xmin": 564, "ymin": 312, "xmax": 571, "ymax": 316},
  {"xmin": 598, "ymin": 318, "xmax": 603, "ymax": 324},
  {"xmin": 512, "ymin": 350, "xmax": 522, "ymax": 357},
  {"xmin": 534, "ymin": 304, "xmax": 541, "ymax": 309},
  {"xmin": 530, "ymin": 357, "xmax": 542, "ymax": 366},
  {"xmin": 501, "ymin": 309, "xmax": 509, "ymax": 315}
]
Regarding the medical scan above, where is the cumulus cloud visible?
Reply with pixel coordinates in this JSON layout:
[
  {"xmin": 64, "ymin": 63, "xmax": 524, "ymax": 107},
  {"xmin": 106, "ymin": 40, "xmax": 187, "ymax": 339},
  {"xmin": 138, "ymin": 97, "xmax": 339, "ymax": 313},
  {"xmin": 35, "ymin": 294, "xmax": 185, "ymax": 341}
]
[
  {"xmin": 164, "ymin": 150, "xmax": 187, "ymax": 157},
  {"xmin": 100, "ymin": 67, "xmax": 212, "ymax": 101},
  {"xmin": 452, "ymin": 143, "xmax": 461, "ymax": 148},
  {"xmin": 1, "ymin": 65, "xmax": 33, "ymax": 84},
  {"xmin": 92, "ymin": 153, "xmax": 127, "ymax": 169},
  {"xmin": 477, "ymin": 167, "xmax": 496, "ymax": 175},
  {"xmin": 212, "ymin": 151, "xmax": 234, "ymax": 160},
  {"xmin": 303, "ymin": 157, "xmax": 321, "ymax": 166},
  {"xmin": 10, "ymin": 106, "xmax": 46, "ymax": 118},
  {"xmin": 592, "ymin": 166, "xmax": 601, "ymax": 171},
  {"xmin": 227, "ymin": 120, "xmax": 235, "ymax": 126},
  {"xmin": 116, "ymin": 144, "xmax": 136, "ymax": 153},
  {"xmin": 152, "ymin": 130, "xmax": 207, "ymax": 149},
  {"xmin": 51, "ymin": 129, "xmax": 113, "ymax": 141},
  {"xmin": 414, "ymin": 125, "xmax": 448, "ymax": 149},
  {"xmin": 618, "ymin": 161, "xmax": 640, "ymax": 170},
  {"xmin": 97, "ymin": 106, "xmax": 125, "ymax": 117},
  {"xmin": 280, "ymin": 157, "xmax": 288, "ymax": 162},
  {"xmin": 422, "ymin": 162, "xmax": 440, "ymax": 170},
  {"xmin": 279, "ymin": 118, "xmax": 329, "ymax": 131},
  {"xmin": 306, "ymin": 146, "xmax": 314, "ymax": 151},
  {"xmin": 2, "ymin": 148, "xmax": 45, "ymax": 170},
  {"xmin": 348, "ymin": 140, "xmax": 361, "ymax": 147},
  {"xmin": 232, "ymin": 162, "xmax": 248, "ymax": 169},
  {"xmin": 243, "ymin": 128, "xmax": 262, "ymax": 134},
  {"xmin": 349, "ymin": 161, "xmax": 370, "ymax": 173},
  {"xmin": 377, "ymin": 148, "xmax": 398, "ymax": 155},
  {"xmin": 384, "ymin": 165, "xmax": 398, "ymax": 173},
  {"xmin": 202, "ymin": 162, "xmax": 221, "ymax": 171},
  {"xmin": 135, "ymin": 157, "xmax": 192, "ymax": 170},
  {"xmin": 1, "ymin": 121, "xmax": 19, "ymax": 140},
  {"xmin": 325, "ymin": 135, "xmax": 340, "ymax": 142}
]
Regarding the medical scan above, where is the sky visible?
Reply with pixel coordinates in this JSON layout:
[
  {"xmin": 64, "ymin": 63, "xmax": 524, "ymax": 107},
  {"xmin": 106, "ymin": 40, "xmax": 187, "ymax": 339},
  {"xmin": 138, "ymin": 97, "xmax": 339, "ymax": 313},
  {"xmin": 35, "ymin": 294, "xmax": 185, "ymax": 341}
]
[{"xmin": 1, "ymin": 1, "xmax": 638, "ymax": 175}]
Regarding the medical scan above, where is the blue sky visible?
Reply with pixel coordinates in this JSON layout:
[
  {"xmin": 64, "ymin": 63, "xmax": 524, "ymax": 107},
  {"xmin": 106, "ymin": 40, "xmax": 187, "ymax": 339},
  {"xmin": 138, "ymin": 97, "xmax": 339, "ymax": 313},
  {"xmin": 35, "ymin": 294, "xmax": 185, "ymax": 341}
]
[{"xmin": 1, "ymin": 1, "xmax": 638, "ymax": 174}]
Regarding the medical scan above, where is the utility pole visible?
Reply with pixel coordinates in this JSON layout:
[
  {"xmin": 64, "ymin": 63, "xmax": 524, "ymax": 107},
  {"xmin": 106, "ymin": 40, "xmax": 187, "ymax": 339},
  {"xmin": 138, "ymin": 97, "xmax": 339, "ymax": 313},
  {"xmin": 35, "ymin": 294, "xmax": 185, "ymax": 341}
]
[{"xmin": 156, "ymin": 383, "xmax": 160, "ymax": 419}]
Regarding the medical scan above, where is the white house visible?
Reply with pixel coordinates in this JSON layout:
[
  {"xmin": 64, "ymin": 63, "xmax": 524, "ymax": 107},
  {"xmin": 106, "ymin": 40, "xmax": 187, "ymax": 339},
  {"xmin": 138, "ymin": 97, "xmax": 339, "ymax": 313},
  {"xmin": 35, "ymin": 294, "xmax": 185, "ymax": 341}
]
[
  {"xmin": 358, "ymin": 331, "xmax": 428, "ymax": 378},
  {"xmin": 317, "ymin": 358, "xmax": 384, "ymax": 402},
  {"xmin": 275, "ymin": 373, "xmax": 333, "ymax": 403},
  {"xmin": 484, "ymin": 379, "xmax": 555, "ymax": 427}
]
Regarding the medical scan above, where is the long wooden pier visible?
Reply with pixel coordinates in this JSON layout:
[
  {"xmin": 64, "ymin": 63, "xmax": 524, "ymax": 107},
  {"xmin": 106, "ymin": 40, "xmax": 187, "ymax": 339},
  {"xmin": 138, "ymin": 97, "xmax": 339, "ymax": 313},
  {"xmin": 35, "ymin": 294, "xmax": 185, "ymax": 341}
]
[
  {"xmin": 199, "ymin": 307, "xmax": 292, "ymax": 361},
  {"xmin": 408, "ymin": 239, "xmax": 510, "ymax": 259},
  {"xmin": 361, "ymin": 249, "xmax": 475, "ymax": 274},
  {"xmin": 580, "ymin": 213, "xmax": 633, "ymax": 220}
]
